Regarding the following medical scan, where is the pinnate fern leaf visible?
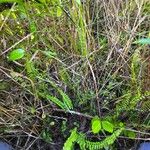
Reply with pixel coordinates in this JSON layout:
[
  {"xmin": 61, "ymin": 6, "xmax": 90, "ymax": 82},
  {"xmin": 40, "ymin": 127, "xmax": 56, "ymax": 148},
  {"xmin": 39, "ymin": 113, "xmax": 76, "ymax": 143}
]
[
  {"xmin": 63, "ymin": 128, "xmax": 124, "ymax": 150},
  {"xmin": 63, "ymin": 128, "xmax": 78, "ymax": 150}
]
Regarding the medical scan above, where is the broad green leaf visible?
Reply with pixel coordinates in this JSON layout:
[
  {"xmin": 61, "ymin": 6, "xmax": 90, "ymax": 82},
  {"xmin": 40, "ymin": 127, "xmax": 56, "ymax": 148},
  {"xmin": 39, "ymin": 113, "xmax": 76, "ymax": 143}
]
[
  {"xmin": 134, "ymin": 38, "xmax": 150, "ymax": 45},
  {"xmin": 91, "ymin": 116, "xmax": 101, "ymax": 134},
  {"xmin": 8, "ymin": 49, "xmax": 25, "ymax": 61},
  {"xmin": 102, "ymin": 121, "xmax": 114, "ymax": 133}
]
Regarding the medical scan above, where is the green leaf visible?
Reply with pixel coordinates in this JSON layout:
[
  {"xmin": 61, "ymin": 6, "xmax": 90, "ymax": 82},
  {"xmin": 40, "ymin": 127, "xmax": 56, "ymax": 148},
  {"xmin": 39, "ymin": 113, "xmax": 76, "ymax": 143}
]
[
  {"xmin": 41, "ymin": 129, "xmax": 52, "ymax": 143},
  {"xmin": 124, "ymin": 130, "xmax": 136, "ymax": 139},
  {"xmin": 77, "ymin": 128, "xmax": 124, "ymax": 150},
  {"xmin": 58, "ymin": 89, "xmax": 73, "ymax": 110},
  {"xmin": 8, "ymin": 49, "xmax": 25, "ymax": 61},
  {"xmin": 127, "ymin": 131, "xmax": 136, "ymax": 139},
  {"xmin": 39, "ymin": 92, "xmax": 66, "ymax": 110},
  {"xmin": 134, "ymin": 38, "xmax": 150, "ymax": 45},
  {"xmin": 47, "ymin": 80, "xmax": 73, "ymax": 110},
  {"xmin": 91, "ymin": 116, "xmax": 101, "ymax": 134},
  {"xmin": 119, "ymin": 122, "xmax": 124, "ymax": 127},
  {"xmin": 75, "ymin": 0, "xmax": 81, "ymax": 5},
  {"xmin": 41, "ymin": 50, "xmax": 57, "ymax": 58},
  {"xmin": 46, "ymin": 94, "xmax": 66, "ymax": 110},
  {"xmin": 102, "ymin": 121, "xmax": 114, "ymax": 133},
  {"xmin": 63, "ymin": 128, "xmax": 78, "ymax": 150},
  {"xmin": 56, "ymin": 7, "xmax": 62, "ymax": 17},
  {"xmin": 30, "ymin": 22, "xmax": 37, "ymax": 33}
]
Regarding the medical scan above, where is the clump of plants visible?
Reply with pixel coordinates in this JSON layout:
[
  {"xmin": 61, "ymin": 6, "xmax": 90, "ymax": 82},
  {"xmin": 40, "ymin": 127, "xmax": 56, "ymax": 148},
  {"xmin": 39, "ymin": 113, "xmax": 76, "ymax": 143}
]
[{"xmin": 0, "ymin": 0, "xmax": 150, "ymax": 149}]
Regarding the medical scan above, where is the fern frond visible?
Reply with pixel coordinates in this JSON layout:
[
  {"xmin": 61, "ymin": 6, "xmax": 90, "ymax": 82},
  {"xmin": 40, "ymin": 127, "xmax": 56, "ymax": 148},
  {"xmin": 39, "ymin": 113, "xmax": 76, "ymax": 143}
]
[
  {"xmin": 48, "ymin": 79, "xmax": 73, "ymax": 109},
  {"xmin": 131, "ymin": 49, "xmax": 141, "ymax": 86},
  {"xmin": 63, "ymin": 128, "xmax": 78, "ymax": 150},
  {"xmin": 77, "ymin": 128, "xmax": 123, "ymax": 150},
  {"xmin": 63, "ymin": 128, "xmax": 124, "ymax": 150},
  {"xmin": 116, "ymin": 91, "xmax": 150, "ymax": 113},
  {"xmin": 141, "ymin": 91, "xmax": 150, "ymax": 112},
  {"xmin": 58, "ymin": 89, "xmax": 73, "ymax": 110},
  {"xmin": 37, "ymin": 77, "xmax": 73, "ymax": 110},
  {"xmin": 115, "ymin": 49, "xmax": 148, "ymax": 114}
]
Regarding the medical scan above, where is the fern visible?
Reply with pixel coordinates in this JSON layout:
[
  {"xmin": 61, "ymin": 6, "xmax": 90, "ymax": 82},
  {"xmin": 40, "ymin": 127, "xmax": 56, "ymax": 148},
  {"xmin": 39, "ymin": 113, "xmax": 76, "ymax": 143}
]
[
  {"xmin": 45, "ymin": 94, "xmax": 66, "ymax": 110},
  {"xmin": 116, "ymin": 90, "xmax": 150, "ymax": 113},
  {"xmin": 140, "ymin": 91, "xmax": 150, "ymax": 112},
  {"xmin": 131, "ymin": 49, "xmax": 141, "ymax": 89},
  {"xmin": 63, "ymin": 128, "xmax": 124, "ymax": 150},
  {"xmin": 116, "ymin": 49, "xmax": 144, "ymax": 114},
  {"xmin": 47, "ymin": 79, "xmax": 73, "ymax": 110},
  {"xmin": 77, "ymin": 128, "xmax": 123, "ymax": 150},
  {"xmin": 58, "ymin": 89, "xmax": 73, "ymax": 110},
  {"xmin": 37, "ymin": 77, "xmax": 73, "ymax": 110},
  {"xmin": 63, "ymin": 128, "xmax": 78, "ymax": 150}
]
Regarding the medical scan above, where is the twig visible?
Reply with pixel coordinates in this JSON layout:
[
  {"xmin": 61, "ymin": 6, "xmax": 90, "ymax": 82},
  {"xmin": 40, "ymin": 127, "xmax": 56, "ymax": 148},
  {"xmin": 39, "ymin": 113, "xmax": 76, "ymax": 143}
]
[
  {"xmin": 1, "ymin": 33, "xmax": 33, "ymax": 55},
  {"xmin": 53, "ymin": 108, "xmax": 93, "ymax": 119}
]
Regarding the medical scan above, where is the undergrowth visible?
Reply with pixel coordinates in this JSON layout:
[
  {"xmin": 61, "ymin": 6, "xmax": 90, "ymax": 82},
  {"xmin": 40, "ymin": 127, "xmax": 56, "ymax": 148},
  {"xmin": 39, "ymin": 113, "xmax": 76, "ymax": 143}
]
[{"xmin": 0, "ymin": 0, "xmax": 150, "ymax": 149}]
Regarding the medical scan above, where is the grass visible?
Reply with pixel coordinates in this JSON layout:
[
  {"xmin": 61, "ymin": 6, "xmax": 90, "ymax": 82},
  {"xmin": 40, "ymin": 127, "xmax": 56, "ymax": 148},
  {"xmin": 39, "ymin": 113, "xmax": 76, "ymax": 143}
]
[{"xmin": 0, "ymin": 0, "xmax": 150, "ymax": 149}]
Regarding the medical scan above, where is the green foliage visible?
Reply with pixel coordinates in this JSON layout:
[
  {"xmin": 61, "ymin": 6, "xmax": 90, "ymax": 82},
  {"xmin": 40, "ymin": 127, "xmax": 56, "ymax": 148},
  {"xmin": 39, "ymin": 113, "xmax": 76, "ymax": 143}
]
[
  {"xmin": 45, "ymin": 94, "xmax": 67, "ymax": 110},
  {"xmin": 78, "ymin": 128, "xmax": 123, "ymax": 150},
  {"xmin": 30, "ymin": 106, "xmax": 36, "ymax": 114},
  {"xmin": 0, "ymin": 0, "xmax": 149, "ymax": 149},
  {"xmin": 40, "ymin": 50, "xmax": 57, "ymax": 59},
  {"xmin": 131, "ymin": 49, "xmax": 141, "ymax": 88},
  {"xmin": 60, "ymin": 91, "xmax": 73, "ymax": 110},
  {"xmin": 123, "ymin": 130, "xmax": 136, "ymax": 139},
  {"xmin": 25, "ymin": 61, "xmax": 37, "ymax": 79},
  {"xmin": 29, "ymin": 21, "xmax": 37, "ymax": 33},
  {"xmin": 63, "ymin": 128, "xmax": 78, "ymax": 150},
  {"xmin": 134, "ymin": 38, "xmax": 150, "ymax": 45},
  {"xmin": 140, "ymin": 91, "xmax": 150, "ymax": 112},
  {"xmin": 102, "ymin": 121, "xmax": 114, "ymax": 133},
  {"xmin": 91, "ymin": 116, "xmax": 115, "ymax": 134},
  {"xmin": 69, "ymin": 0, "xmax": 88, "ymax": 56},
  {"xmin": 75, "ymin": 0, "xmax": 81, "ymax": 5},
  {"xmin": 59, "ymin": 68, "xmax": 70, "ymax": 84},
  {"xmin": 0, "ymin": 0, "xmax": 22, "ymax": 3},
  {"xmin": 7, "ymin": 48, "xmax": 25, "ymax": 61},
  {"xmin": 0, "ymin": 81, "xmax": 9, "ymax": 90},
  {"xmin": 63, "ymin": 128, "xmax": 124, "ymax": 150},
  {"xmin": 91, "ymin": 116, "xmax": 101, "ymax": 134},
  {"xmin": 116, "ymin": 90, "xmax": 150, "ymax": 114},
  {"xmin": 116, "ymin": 49, "xmax": 143, "ymax": 114},
  {"xmin": 38, "ymin": 79, "xmax": 73, "ymax": 110},
  {"xmin": 41, "ymin": 129, "xmax": 52, "ymax": 143}
]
